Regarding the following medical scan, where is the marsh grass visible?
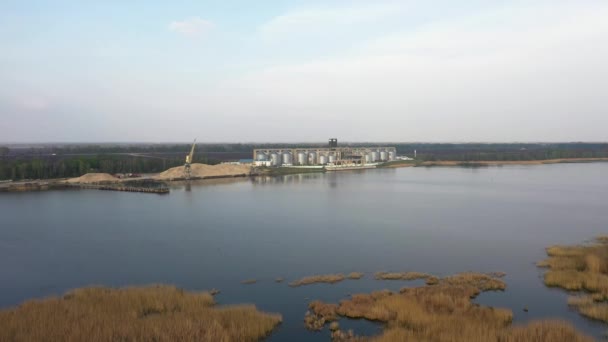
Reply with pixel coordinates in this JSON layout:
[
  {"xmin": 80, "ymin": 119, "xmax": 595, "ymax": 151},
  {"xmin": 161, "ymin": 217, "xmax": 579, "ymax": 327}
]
[
  {"xmin": 568, "ymin": 295, "xmax": 608, "ymax": 322},
  {"xmin": 488, "ymin": 271, "xmax": 507, "ymax": 278},
  {"xmin": 0, "ymin": 285, "xmax": 282, "ymax": 342},
  {"xmin": 374, "ymin": 271, "xmax": 433, "ymax": 281},
  {"xmin": 289, "ymin": 274, "xmax": 345, "ymax": 287},
  {"xmin": 305, "ymin": 272, "xmax": 591, "ymax": 341},
  {"xmin": 538, "ymin": 235, "xmax": 608, "ymax": 323},
  {"xmin": 347, "ymin": 272, "xmax": 364, "ymax": 279}
]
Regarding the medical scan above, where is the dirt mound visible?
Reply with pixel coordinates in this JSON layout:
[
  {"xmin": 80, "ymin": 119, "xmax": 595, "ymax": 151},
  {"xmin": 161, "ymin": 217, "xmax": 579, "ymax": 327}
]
[
  {"xmin": 156, "ymin": 163, "xmax": 251, "ymax": 180},
  {"xmin": 67, "ymin": 173, "xmax": 118, "ymax": 184}
]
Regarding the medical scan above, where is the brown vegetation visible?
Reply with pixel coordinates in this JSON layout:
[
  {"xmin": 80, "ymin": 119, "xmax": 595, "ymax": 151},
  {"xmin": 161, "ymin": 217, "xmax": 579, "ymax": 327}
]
[
  {"xmin": 0, "ymin": 285, "xmax": 281, "ymax": 342},
  {"xmin": 347, "ymin": 272, "xmax": 364, "ymax": 279},
  {"xmin": 374, "ymin": 271, "xmax": 433, "ymax": 281},
  {"xmin": 289, "ymin": 274, "xmax": 346, "ymax": 287},
  {"xmin": 304, "ymin": 272, "xmax": 591, "ymax": 341},
  {"xmin": 538, "ymin": 235, "xmax": 608, "ymax": 323},
  {"xmin": 241, "ymin": 279, "xmax": 257, "ymax": 285},
  {"xmin": 488, "ymin": 271, "xmax": 507, "ymax": 278}
]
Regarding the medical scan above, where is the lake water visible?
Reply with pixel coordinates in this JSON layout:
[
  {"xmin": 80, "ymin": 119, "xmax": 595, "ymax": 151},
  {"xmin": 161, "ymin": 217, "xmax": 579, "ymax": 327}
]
[{"xmin": 1, "ymin": 163, "xmax": 608, "ymax": 340}]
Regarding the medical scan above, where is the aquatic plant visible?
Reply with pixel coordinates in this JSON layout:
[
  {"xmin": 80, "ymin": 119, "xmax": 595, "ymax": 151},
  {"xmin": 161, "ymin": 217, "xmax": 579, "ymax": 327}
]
[
  {"xmin": 374, "ymin": 271, "xmax": 433, "ymax": 281},
  {"xmin": 288, "ymin": 274, "xmax": 345, "ymax": 287},
  {"xmin": 304, "ymin": 272, "xmax": 591, "ymax": 341},
  {"xmin": 0, "ymin": 285, "xmax": 281, "ymax": 342},
  {"xmin": 538, "ymin": 235, "xmax": 608, "ymax": 323},
  {"xmin": 346, "ymin": 272, "xmax": 364, "ymax": 279}
]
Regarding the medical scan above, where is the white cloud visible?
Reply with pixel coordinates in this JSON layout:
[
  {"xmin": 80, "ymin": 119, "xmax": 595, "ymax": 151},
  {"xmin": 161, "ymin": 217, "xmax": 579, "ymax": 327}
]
[
  {"xmin": 258, "ymin": 3, "xmax": 404, "ymax": 38},
  {"xmin": 216, "ymin": 2, "xmax": 608, "ymax": 141},
  {"xmin": 168, "ymin": 17, "xmax": 214, "ymax": 37}
]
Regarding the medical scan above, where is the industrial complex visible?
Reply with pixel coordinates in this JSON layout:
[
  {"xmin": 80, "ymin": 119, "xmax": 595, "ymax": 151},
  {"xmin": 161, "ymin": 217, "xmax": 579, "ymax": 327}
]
[{"xmin": 253, "ymin": 139, "xmax": 398, "ymax": 170}]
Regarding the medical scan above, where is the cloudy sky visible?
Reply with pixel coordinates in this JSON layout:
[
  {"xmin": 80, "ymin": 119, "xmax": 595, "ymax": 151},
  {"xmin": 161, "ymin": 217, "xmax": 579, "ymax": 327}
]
[{"xmin": 1, "ymin": 0, "xmax": 607, "ymax": 142}]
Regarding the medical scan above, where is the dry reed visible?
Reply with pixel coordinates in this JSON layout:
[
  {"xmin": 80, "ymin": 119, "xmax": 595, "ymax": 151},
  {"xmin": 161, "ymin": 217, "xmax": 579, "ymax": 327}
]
[
  {"xmin": 288, "ymin": 274, "xmax": 345, "ymax": 287},
  {"xmin": 0, "ymin": 285, "xmax": 282, "ymax": 342},
  {"xmin": 374, "ymin": 271, "xmax": 433, "ymax": 281},
  {"xmin": 347, "ymin": 272, "xmax": 364, "ymax": 280},
  {"xmin": 538, "ymin": 235, "xmax": 608, "ymax": 323},
  {"xmin": 304, "ymin": 272, "xmax": 591, "ymax": 341}
]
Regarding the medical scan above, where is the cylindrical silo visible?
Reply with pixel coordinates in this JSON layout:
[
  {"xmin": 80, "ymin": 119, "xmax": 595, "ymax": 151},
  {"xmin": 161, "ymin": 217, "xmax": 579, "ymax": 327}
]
[
  {"xmin": 297, "ymin": 152, "xmax": 307, "ymax": 165},
  {"xmin": 308, "ymin": 152, "xmax": 317, "ymax": 165},
  {"xmin": 270, "ymin": 153, "xmax": 281, "ymax": 166},
  {"xmin": 282, "ymin": 152, "xmax": 293, "ymax": 165},
  {"xmin": 380, "ymin": 151, "xmax": 388, "ymax": 161},
  {"xmin": 328, "ymin": 155, "xmax": 336, "ymax": 164},
  {"xmin": 371, "ymin": 151, "xmax": 380, "ymax": 162},
  {"xmin": 256, "ymin": 152, "xmax": 267, "ymax": 161},
  {"xmin": 319, "ymin": 155, "xmax": 328, "ymax": 165},
  {"xmin": 364, "ymin": 154, "xmax": 372, "ymax": 164},
  {"xmin": 388, "ymin": 151, "xmax": 396, "ymax": 161}
]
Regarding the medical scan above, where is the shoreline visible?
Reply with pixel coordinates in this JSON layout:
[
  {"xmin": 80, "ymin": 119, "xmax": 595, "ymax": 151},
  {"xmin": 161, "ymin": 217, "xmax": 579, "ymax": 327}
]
[
  {"xmin": 384, "ymin": 157, "xmax": 608, "ymax": 168},
  {"xmin": 2, "ymin": 158, "xmax": 608, "ymax": 193}
]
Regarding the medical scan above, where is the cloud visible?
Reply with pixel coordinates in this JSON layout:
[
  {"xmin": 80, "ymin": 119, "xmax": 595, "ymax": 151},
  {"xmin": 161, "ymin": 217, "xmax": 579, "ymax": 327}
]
[
  {"xmin": 258, "ymin": 3, "xmax": 403, "ymax": 38},
  {"xmin": 217, "ymin": 2, "xmax": 608, "ymax": 141},
  {"xmin": 168, "ymin": 17, "xmax": 214, "ymax": 37}
]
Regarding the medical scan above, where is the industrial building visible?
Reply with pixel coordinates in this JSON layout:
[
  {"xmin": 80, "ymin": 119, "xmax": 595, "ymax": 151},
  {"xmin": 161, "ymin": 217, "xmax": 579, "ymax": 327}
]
[{"xmin": 253, "ymin": 139, "xmax": 397, "ymax": 170}]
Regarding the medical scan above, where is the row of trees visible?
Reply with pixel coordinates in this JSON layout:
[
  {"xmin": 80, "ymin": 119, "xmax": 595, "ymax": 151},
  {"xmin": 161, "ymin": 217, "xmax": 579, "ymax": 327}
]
[
  {"xmin": 415, "ymin": 149, "xmax": 608, "ymax": 162},
  {"xmin": 0, "ymin": 155, "xmax": 220, "ymax": 181},
  {"xmin": 4, "ymin": 142, "xmax": 608, "ymax": 156},
  {"xmin": 1, "ymin": 143, "xmax": 607, "ymax": 180}
]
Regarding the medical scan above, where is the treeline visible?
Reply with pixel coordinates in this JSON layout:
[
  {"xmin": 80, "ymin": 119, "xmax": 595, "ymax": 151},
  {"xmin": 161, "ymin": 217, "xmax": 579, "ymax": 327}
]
[
  {"xmin": 2, "ymin": 143, "xmax": 608, "ymax": 180},
  {"xmin": 400, "ymin": 143, "xmax": 608, "ymax": 161},
  {"xmin": 415, "ymin": 150, "xmax": 608, "ymax": 162},
  {"xmin": 4, "ymin": 142, "xmax": 608, "ymax": 156},
  {"xmin": 0, "ymin": 155, "xmax": 218, "ymax": 181}
]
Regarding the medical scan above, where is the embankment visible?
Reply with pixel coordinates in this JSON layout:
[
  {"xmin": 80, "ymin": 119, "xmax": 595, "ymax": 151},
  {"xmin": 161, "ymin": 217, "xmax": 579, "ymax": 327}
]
[{"xmin": 155, "ymin": 163, "xmax": 251, "ymax": 181}]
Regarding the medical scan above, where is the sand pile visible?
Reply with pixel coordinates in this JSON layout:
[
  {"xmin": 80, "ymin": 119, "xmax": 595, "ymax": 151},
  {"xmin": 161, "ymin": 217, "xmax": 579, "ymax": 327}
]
[
  {"xmin": 156, "ymin": 163, "xmax": 251, "ymax": 180},
  {"xmin": 67, "ymin": 173, "xmax": 118, "ymax": 184}
]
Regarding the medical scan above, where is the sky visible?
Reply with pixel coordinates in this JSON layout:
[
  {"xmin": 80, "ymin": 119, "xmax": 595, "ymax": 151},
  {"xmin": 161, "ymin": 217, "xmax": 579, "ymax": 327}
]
[{"xmin": 1, "ymin": 0, "xmax": 607, "ymax": 143}]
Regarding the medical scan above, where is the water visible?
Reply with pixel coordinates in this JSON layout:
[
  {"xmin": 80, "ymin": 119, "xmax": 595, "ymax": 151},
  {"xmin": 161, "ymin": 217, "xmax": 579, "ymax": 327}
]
[{"xmin": 1, "ymin": 163, "xmax": 608, "ymax": 340}]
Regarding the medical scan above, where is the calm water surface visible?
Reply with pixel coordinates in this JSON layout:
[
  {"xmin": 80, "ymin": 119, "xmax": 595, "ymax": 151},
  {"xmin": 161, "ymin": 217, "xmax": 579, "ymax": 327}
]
[{"xmin": 1, "ymin": 163, "xmax": 608, "ymax": 340}]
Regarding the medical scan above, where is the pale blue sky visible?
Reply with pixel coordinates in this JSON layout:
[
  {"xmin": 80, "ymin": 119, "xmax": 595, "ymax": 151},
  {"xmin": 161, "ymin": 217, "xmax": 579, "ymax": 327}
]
[{"xmin": 1, "ymin": 1, "xmax": 607, "ymax": 142}]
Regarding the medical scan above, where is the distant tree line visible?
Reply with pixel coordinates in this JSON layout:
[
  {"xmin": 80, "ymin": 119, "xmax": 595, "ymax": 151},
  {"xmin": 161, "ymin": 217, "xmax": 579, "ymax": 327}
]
[
  {"xmin": 0, "ymin": 155, "xmax": 220, "ymax": 181},
  {"xmin": 400, "ymin": 143, "xmax": 608, "ymax": 161},
  {"xmin": 1, "ymin": 143, "xmax": 607, "ymax": 180}
]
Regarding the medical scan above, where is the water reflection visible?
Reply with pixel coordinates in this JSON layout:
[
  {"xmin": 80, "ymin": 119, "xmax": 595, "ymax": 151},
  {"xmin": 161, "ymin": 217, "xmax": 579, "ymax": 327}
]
[
  {"xmin": 251, "ymin": 173, "xmax": 324, "ymax": 186},
  {"xmin": 2, "ymin": 164, "xmax": 608, "ymax": 340}
]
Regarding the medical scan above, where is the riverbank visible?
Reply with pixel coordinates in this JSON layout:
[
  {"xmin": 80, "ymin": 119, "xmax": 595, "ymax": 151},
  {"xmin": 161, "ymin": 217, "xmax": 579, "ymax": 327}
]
[
  {"xmin": 382, "ymin": 157, "xmax": 608, "ymax": 168},
  {"xmin": 3, "ymin": 158, "xmax": 608, "ymax": 192}
]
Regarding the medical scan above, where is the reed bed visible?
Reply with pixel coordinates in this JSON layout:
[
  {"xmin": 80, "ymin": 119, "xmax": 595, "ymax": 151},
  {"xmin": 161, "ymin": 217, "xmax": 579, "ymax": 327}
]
[
  {"xmin": 0, "ymin": 285, "xmax": 282, "ymax": 342},
  {"xmin": 374, "ymin": 271, "xmax": 433, "ymax": 281},
  {"xmin": 289, "ymin": 274, "xmax": 346, "ymax": 287},
  {"xmin": 347, "ymin": 272, "xmax": 364, "ymax": 280},
  {"xmin": 537, "ymin": 235, "xmax": 608, "ymax": 323},
  {"xmin": 304, "ymin": 272, "xmax": 591, "ymax": 341}
]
